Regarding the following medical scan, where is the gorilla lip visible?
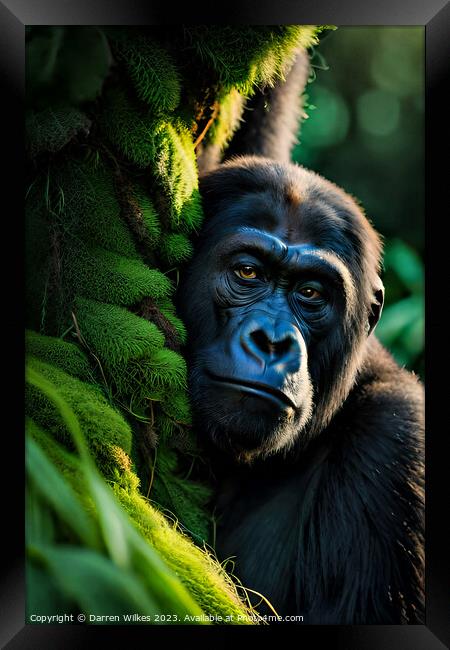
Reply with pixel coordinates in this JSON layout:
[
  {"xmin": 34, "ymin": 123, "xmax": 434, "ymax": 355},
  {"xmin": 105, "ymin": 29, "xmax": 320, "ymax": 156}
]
[{"xmin": 206, "ymin": 371, "xmax": 297, "ymax": 411}]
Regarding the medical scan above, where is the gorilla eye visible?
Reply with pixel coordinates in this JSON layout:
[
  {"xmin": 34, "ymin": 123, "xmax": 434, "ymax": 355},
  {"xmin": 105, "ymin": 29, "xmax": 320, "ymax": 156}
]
[
  {"xmin": 235, "ymin": 265, "xmax": 258, "ymax": 280},
  {"xmin": 298, "ymin": 285, "xmax": 323, "ymax": 301}
]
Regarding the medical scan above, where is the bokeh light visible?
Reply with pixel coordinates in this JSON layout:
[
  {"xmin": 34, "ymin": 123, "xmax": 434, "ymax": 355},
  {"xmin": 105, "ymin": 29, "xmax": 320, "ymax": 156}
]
[
  {"xmin": 305, "ymin": 86, "xmax": 350, "ymax": 147},
  {"xmin": 356, "ymin": 89, "xmax": 400, "ymax": 136}
]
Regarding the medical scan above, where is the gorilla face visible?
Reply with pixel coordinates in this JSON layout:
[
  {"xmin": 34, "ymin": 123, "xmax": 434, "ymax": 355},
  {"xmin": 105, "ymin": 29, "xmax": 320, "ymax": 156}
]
[{"xmin": 178, "ymin": 157, "xmax": 384, "ymax": 461}]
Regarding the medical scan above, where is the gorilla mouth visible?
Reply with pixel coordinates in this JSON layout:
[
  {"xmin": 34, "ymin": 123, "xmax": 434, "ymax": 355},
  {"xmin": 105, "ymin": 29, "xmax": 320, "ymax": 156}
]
[{"xmin": 206, "ymin": 371, "xmax": 297, "ymax": 411}]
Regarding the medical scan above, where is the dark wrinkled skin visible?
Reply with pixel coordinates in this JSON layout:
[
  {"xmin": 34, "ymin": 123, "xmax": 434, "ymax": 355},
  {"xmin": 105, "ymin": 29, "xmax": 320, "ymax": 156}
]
[{"xmin": 177, "ymin": 157, "xmax": 424, "ymax": 624}]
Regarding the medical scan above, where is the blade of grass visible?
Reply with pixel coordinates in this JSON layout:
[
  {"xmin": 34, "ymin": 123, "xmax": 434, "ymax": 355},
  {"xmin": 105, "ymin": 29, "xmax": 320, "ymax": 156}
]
[{"xmin": 26, "ymin": 435, "xmax": 100, "ymax": 549}]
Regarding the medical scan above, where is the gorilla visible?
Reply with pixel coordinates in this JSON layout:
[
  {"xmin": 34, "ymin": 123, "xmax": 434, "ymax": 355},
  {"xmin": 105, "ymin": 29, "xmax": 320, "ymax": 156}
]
[
  {"xmin": 177, "ymin": 156, "xmax": 424, "ymax": 624},
  {"xmin": 177, "ymin": 50, "xmax": 424, "ymax": 624}
]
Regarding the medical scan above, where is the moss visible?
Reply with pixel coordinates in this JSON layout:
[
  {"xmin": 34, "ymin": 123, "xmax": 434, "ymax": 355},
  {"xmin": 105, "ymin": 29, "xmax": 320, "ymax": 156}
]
[
  {"xmin": 111, "ymin": 34, "xmax": 181, "ymax": 112},
  {"xmin": 25, "ymin": 178, "xmax": 53, "ymax": 332},
  {"xmin": 136, "ymin": 348, "xmax": 187, "ymax": 391},
  {"xmin": 112, "ymin": 348, "xmax": 187, "ymax": 408},
  {"xmin": 153, "ymin": 121, "xmax": 203, "ymax": 231},
  {"xmin": 161, "ymin": 312, "xmax": 187, "ymax": 345},
  {"xmin": 99, "ymin": 85, "xmax": 158, "ymax": 168},
  {"xmin": 92, "ymin": 441, "xmax": 137, "ymax": 485},
  {"xmin": 155, "ymin": 298, "xmax": 188, "ymax": 344},
  {"xmin": 26, "ymin": 356, "xmax": 133, "ymax": 477},
  {"xmin": 159, "ymin": 233, "xmax": 193, "ymax": 266},
  {"xmin": 187, "ymin": 26, "xmax": 319, "ymax": 95},
  {"xmin": 132, "ymin": 297, "xmax": 183, "ymax": 352},
  {"xmin": 66, "ymin": 246, "xmax": 173, "ymax": 306},
  {"xmin": 53, "ymin": 158, "xmax": 139, "ymax": 260},
  {"xmin": 27, "ymin": 417, "xmax": 139, "ymax": 523},
  {"xmin": 178, "ymin": 189, "xmax": 204, "ymax": 235},
  {"xmin": 151, "ymin": 446, "xmax": 210, "ymax": 544},
  {"xmin": 123, "ymin": 186, "xmax": 162, "ymax": 249},
  {"xmin": 26, "ymin": 106, "xmax": 91, "ymax": 159},
  {"xmin": 113, "ymin": 485, "xmax": 253, "ymax": 622},
  {"xmin": 25, "ymin": 330, "xmax": 92, "ymax": 380},
  {"xmin": 29, "ymin": 421, "xmax": 252, "ymax": 622},
  {"xmin": 72, "ymin": 297, "xmax": 186, "ymax": 407},
  {"xmin": 207, "ymin": 88, "xmax": 245, "ymax": 153},
  {"xmin": 27, "ymin": 415, "xmax": 103, "ymax": 540},
  {"xmin": 74, "ymin": 297, "xmax": 165, "ymax": 367},
  {"xmin": 161, "ymin": 390, "xmax": 191, "ymax": 425},
  {"xmin": 154, "ymin": 412, "xmax": 179, "ymax": 442},
  {"xmin": 27, "ymin": 416, "xmax": 83, "ymax": 485}
]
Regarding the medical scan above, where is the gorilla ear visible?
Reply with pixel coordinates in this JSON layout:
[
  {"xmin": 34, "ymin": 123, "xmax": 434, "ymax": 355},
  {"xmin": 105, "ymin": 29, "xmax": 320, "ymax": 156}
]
[{"xmin": 367, "ymin": 280, "xmax": 385, "ymax": 336}]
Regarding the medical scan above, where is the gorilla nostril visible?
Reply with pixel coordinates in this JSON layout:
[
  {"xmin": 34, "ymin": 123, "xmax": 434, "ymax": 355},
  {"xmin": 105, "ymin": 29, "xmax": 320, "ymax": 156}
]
[
  {"xmin": 251, "ymin": 330, "xmax": 273, "ymax": 355},
  {"xmin": 250, "ymin": 329, "xmax": 294, "ymax": 359},
  {"xmin": 276, "ymin": 336, "xmax": 293, "ymax": 357}
]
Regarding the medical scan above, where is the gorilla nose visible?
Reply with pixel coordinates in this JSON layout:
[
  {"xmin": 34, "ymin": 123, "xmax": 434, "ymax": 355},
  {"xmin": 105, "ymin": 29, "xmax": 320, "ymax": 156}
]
[
  {"xmin": 241, "ymin": 317, "xmax": 301, "ymax": 370},
  {"xmin": 251, "ymin": 329, "xmax": 294, "ymax": 359}
]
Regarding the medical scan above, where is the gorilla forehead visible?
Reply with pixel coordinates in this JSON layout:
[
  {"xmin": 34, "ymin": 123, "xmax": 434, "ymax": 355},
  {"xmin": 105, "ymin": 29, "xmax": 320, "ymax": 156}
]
[
  {"xmin": 203, "ymin": 189, "xmax": 347, "ymax": 246},
  {"xmin": 200, "ymin": 157, "xmax": 375, "ymax": 258}
]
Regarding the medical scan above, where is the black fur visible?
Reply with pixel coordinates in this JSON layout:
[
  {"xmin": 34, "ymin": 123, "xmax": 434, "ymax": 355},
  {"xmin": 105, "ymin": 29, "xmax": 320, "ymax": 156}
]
[
  {"xmin": 213, "ymin": 337, "xmax": 424, "ymax": 624},
  {"xmin": 177, "ymin": 57, "xmax": 424, "ymax": 623}
]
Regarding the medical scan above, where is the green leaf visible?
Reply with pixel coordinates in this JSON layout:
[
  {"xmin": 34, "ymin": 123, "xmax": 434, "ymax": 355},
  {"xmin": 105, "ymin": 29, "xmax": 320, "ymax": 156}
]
[
  {"xmin": 26, "ymin": 27, "xmax": 65, "ymax": 93},
  {"xmin": 376, "ymin": 294, "xmax": 423, "ymax": 344},
  {"xmin": 384, "ymin": 239, "xmax": 424, "ymax": 293},
  {"xmin": 57, "ymin": 27, "xmax": 112, "ymax": 105},
  {"xmin": 26, "ymin": 435, "xmax": 100, "ymax": 549},
  {"xmin": 26, "ymin": 27, "xmax": 111, "ymax": 107},
  {"xmin": 27, "ymin": 562, "xmax": 74, "ymax": 618},
  {"xmin": 26, "ymin": 482, "xmax": 55, "ymax": 547},
  {"xmin": 29, "ymin": 544, "xmax": 160, "ymax": 618},
  {"xmin": 87, "ymin": 472, "xmax": 132, "ymax": 570},
  {"xmin": 401, "ymin": 314, "xmax": 425, "ymax": 355}
]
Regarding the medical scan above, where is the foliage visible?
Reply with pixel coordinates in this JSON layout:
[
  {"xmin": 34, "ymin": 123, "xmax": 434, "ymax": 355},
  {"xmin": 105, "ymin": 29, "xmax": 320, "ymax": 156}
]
[
  {"xmin": 110, "ymin": 32, "xmax": 181, "ymax": 112},
  {"xmin": 98, "ymin": 85, "xmax": 159, "ymax": 168},
  {"xmin": 26, "ymin": 106, "xmax": 91, "ymax": 159},
  {"xmin": 26, "ymin": 27, "xmax": 111, "ymax": 108},
  {"xmin": 151, "ymin": 120, "xmax": 205, "ymax": 234},
  {"xmin": 25, "ymin": 330, "xmax": 93, "ymax": 381},
  {"xmin": 26, "ymin": 368, "xmax": 251, "ymax": 623},
  {"xmin": 185, "ymin": 26, "xmax": 320, "ymax": 95},
  {"xmin": 376, "ymin": 240, "xmax": 424, "ymax": 375},
  {"xmin": 159, "ymin": 233, "xmax": 193, "ymax": 266},
  {"xmin": 52, "ymin": 158, "xmax": 139, "ymax": 260},
  {"xmin": 25, "ymin": 25, "xmax": 323, "ymax": 622},
  {"xmin": 66, "ymin": 246, "xmax": 173, "ymax": 306},
  {"xmin": 206, "ymin": 88, "xmax": 246, "ymax": 155},
  {"xmin": 26, "ymin": 356, "xmax": 134, "ymax": 477}
]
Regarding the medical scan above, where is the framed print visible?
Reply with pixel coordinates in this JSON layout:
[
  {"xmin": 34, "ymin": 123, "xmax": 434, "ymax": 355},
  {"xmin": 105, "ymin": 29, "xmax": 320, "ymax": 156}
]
[{"xmin": 1, "ymin": 1, "xmax": 449, "ymax": 647}]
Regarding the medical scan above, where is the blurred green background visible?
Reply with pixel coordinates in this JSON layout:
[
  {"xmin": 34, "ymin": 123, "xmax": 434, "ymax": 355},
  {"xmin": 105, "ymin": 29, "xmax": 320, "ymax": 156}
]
[{"xmin": 293, "ymin": 27, "xmax": 424, "ymax": 378}]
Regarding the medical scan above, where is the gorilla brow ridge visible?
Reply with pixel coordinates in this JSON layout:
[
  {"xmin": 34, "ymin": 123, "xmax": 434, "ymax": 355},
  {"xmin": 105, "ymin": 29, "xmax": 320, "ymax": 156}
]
[
  {"xmin": 213, "ymin": 228, "xmax": 355, "ymax": 297},
  {"xmin": 304, "ymin": 248, "xmax": 357, "ymax": 309},
  {"xmin": 213, "ymin": 228, "xmax": 288, "ymax": 263}
]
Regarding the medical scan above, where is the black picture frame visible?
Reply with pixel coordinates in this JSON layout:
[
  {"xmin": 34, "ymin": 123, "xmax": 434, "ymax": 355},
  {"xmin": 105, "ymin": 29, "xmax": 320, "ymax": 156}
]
[{"xmin": 1, "ymin": 1, "xmax": 448, "ymax": 647}]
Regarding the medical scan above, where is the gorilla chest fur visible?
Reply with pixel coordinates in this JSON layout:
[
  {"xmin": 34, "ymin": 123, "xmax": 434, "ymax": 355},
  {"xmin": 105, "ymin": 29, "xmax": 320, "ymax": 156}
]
[
  {"xmin": 216, "ymin": 474, "xmax": 302, "ymax": 614},
  {"xmin": 214, "ymin": 447, "xmax": 328, "ymax": 616}
]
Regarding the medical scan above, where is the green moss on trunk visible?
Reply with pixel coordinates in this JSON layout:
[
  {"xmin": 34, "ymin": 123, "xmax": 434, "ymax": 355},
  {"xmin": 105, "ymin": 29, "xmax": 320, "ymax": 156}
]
[{"xmin": 25, "ymin": 24, "xmax": 324, "ymax": 622}]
